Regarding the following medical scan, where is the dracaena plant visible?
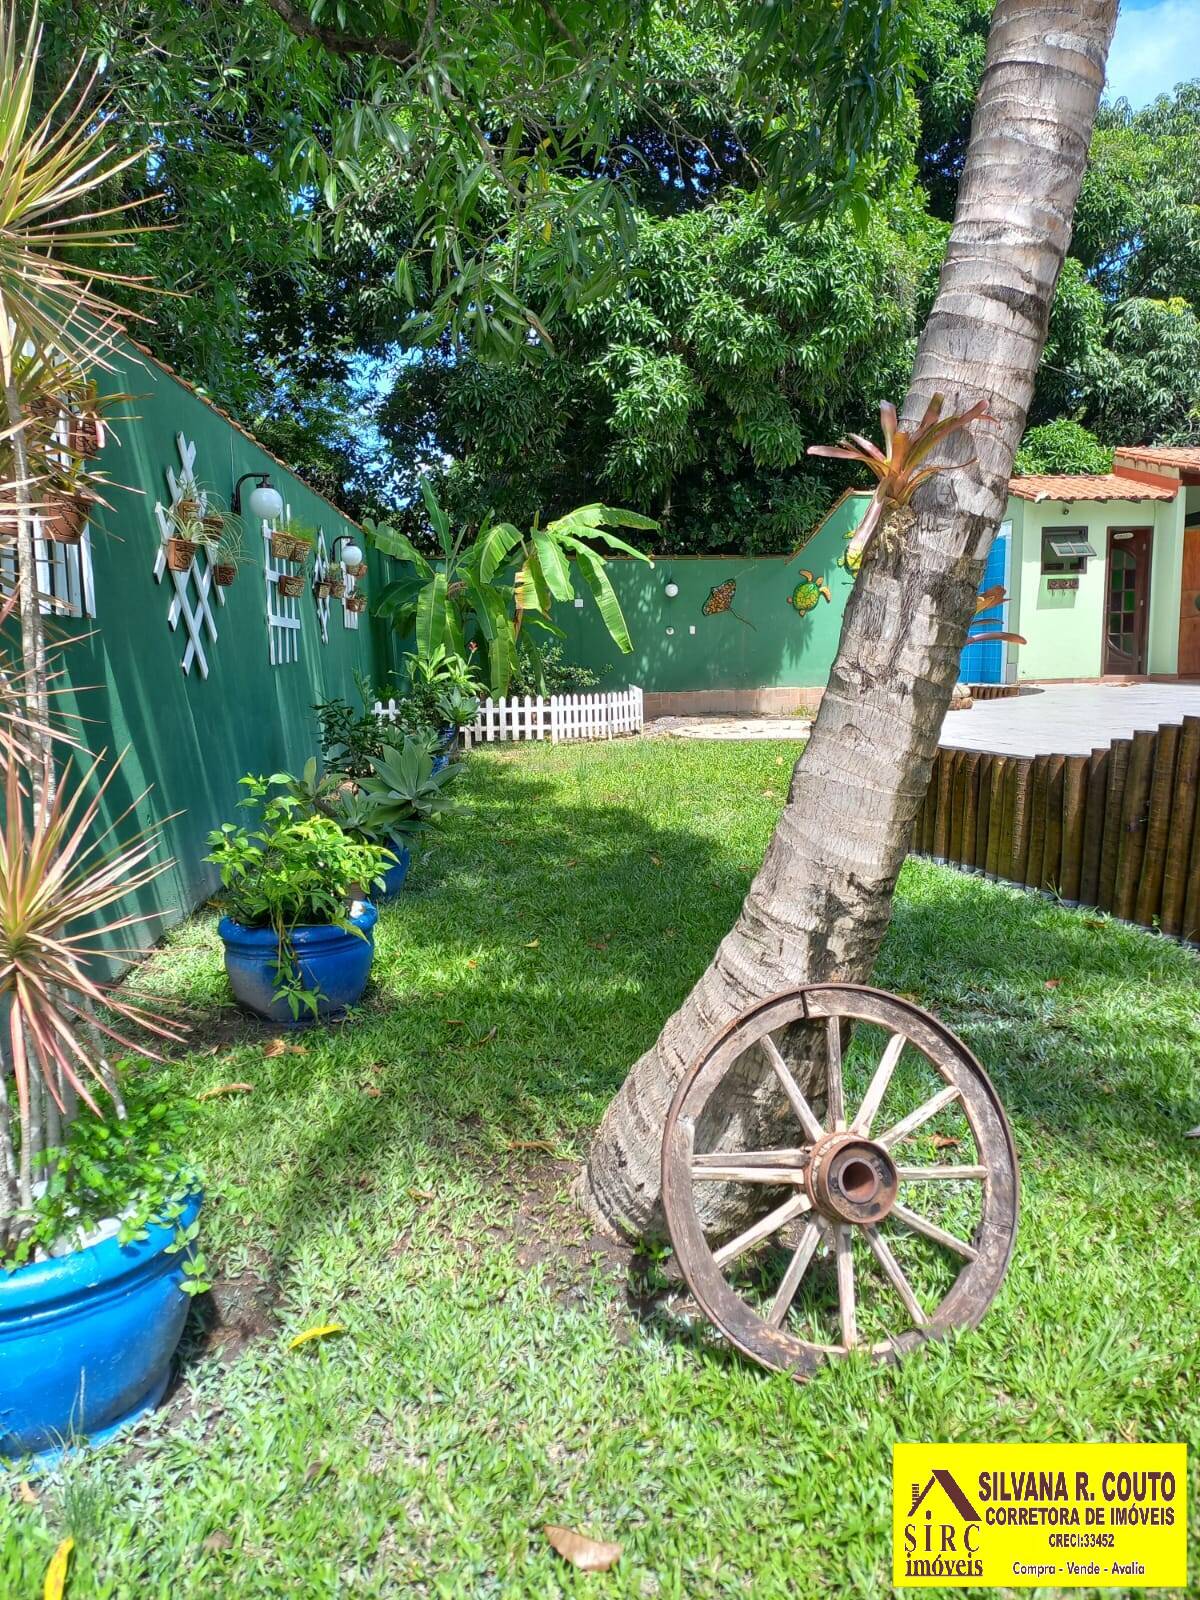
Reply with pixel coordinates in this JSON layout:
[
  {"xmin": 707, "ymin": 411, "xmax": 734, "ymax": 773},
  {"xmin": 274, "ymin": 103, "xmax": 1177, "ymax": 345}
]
[
  {"xmin": 0, "ymin": 746, "xmax": 187, "ymax": 1250},
  {"xmin": 808, "ymin": 396, "xmax": 993, "ymax": 568},
  {"xmin": 368, "ymin": 478, "xmax": 656, "ymax": 696}
]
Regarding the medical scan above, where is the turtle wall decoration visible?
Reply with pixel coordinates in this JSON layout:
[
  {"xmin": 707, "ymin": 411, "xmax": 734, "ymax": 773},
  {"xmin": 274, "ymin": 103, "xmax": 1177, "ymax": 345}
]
[{"xmin": 787, "ymin": 570, "xmax": 832, "ymax": 617}]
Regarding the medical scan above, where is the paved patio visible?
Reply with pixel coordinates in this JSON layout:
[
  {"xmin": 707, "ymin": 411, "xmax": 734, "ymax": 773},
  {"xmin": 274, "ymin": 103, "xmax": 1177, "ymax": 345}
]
[
  {"xmin": 940, "ymin": 682, "xmax": 1200, "ymax": 756},
  {"xmin": 648, "ymin": 682, "xmax": 1200, "ymax": 755}
]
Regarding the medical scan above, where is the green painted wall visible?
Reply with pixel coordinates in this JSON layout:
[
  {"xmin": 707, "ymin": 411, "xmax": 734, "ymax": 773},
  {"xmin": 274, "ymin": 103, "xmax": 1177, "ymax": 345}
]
[
  {"xmin": 1009, "ymin": 493, "xmax": 1185, "ymax": 680},
  {"xmin": 555, "ymin": 492, "xmax": 869, "ymax": 693},
  {"xmin": 7, "ymin": 341, "xmax": 389, "ymax": 959}
]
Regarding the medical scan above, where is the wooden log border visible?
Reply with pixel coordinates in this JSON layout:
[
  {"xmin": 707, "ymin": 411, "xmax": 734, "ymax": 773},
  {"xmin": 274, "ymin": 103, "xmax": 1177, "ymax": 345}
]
[{"xmin": 913, "ymin": 718, "xmax": 1200, "ymax": 944}]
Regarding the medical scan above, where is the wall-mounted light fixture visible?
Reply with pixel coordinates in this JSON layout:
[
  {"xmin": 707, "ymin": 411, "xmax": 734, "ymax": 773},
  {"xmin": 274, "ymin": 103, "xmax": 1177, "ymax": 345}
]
[
  {"xmin": 332, "ymin": 534, "xmax": 364, "ymax": 568},
  {"xmin": 232, "ymin": 472, "xmax": 284, "ymax": 521}
]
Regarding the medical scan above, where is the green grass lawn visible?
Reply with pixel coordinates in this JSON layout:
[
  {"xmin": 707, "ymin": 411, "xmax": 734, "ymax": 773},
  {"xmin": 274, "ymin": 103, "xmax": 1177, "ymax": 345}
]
[{"xmin": 4, "ymin": 738, "xmax": 1199, "ymax": 1597}]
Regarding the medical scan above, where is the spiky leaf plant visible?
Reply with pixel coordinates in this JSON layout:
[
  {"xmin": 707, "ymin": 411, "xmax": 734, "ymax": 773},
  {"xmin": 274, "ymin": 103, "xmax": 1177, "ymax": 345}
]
[{"xmin": 807, "ymin": 396, "xmax": 993, "ymax": 567}]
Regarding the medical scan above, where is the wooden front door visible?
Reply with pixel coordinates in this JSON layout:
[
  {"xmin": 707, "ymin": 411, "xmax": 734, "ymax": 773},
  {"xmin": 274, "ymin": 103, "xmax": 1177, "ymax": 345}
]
[
  {"xmin": 1180, "ymin": 525, "xmax": 1200, "ymax": 677},
  {"xmin": 1104, "ymin": 527, "xmax": 1152, "ymax": 675}
]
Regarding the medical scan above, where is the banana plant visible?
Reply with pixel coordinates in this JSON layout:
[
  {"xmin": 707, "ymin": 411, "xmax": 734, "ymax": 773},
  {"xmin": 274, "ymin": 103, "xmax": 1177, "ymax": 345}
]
[{"xmin": 366, "ymin": 478, "xmax": 656, "ymax": 696}]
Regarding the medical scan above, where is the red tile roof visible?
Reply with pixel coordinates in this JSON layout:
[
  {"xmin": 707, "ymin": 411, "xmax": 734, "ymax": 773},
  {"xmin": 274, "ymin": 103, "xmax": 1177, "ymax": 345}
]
[
  {"xmin": 1008, "ymin": 472, "xmax": 1178, "ymax": 503},
  {"xmin": 1113, "ymin": 445, "xmax": 1200, "ymax": 472}
]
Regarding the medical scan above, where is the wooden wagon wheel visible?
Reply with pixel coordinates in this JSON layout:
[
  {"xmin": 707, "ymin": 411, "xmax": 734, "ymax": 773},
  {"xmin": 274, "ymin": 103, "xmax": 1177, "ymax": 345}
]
[{"xmin": 661, "ymin": 984, "xmax": 1018, "ymax": 1377}]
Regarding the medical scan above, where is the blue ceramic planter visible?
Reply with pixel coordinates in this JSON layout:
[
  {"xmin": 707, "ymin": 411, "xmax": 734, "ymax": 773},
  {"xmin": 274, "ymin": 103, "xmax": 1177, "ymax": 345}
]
[
  {"xmin": 432, "ymin": 725, "xmax": 456, "ymax": 774},
  {"xmin": 379, "ymin": 840, "xmax": 411, "ymax": 897},
  {"xmin": 218, "ymin": 901, "xmax": 378, "ymax": 1025},
  {"xmin": 0, "ymin": 1189, "xmax": 202, "ymax": 1464}
]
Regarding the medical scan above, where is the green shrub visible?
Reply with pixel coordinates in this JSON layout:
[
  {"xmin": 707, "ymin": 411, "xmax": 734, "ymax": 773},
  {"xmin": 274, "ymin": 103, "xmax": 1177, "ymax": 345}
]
[{"xmin": 1013, "ymin": 419, "xmax": 1113, "ymax": 475}]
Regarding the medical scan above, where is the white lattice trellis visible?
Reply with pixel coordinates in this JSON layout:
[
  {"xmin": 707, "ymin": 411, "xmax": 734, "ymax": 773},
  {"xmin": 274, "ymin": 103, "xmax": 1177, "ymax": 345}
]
[
  {"xmin": 312, "ymin": 528, "xmax": 331, "ymax": 644},
  {"xmin": 263, "ymin": 501, "xmax": 302, "ymax": 665},
  {"xmin": 1, "ymin": 408, "xmax": 97, "ymax": 619},
  {"xmin": 342, "ymin": 554, "xmax": 360, "ymax": 630},
  {"xmin": 152, "ymin": 433, "xmax": 225, "ymax": 678}
]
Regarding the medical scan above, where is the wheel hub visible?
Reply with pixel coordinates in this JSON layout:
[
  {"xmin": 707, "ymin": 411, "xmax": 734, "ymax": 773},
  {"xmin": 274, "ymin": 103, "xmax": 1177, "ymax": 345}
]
[{"xmin": 806, "ymin": 1132, "xmax": 898, "ymax": 1225}]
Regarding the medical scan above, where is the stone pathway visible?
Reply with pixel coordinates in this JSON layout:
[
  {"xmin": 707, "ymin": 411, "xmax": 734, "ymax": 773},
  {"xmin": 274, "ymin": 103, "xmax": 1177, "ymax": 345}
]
[
  {"xmin": 647, "ymin": 682, "xmax": 1200, "ymax": 756},
  {"xmin": 646, "ymin": 714, "xmax": 812, "ymax": 741}
]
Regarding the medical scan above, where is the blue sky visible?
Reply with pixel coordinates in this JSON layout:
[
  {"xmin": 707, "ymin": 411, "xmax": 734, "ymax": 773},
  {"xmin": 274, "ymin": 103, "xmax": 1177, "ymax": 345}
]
[{"xmin": 1106, "ymin": 0, "xmax": 1199, "ymax": 107}]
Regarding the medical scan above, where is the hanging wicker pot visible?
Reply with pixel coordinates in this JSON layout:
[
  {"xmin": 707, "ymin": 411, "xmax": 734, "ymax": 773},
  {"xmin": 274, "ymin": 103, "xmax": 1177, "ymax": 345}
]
[
  {"xmin": 68, "ymin": 412, "xmax": 104, "ymax": 459},
  {"xmin": 43, "ymin": 492, "xmax": 92, "ymax": 545},
  {"xmin": 175, "ymin": 496, "xmax": 201, "ymax": 520},
  {"xmin": 269, "ymin": 529, "xmax": 292, "ymax": 561},
  {"xmin": 212, "ymin": 563, "xmax": 237, "ymax": 587},
  {"xmin": 201, "ymin": 512, "xmax": 224, "ymax": 539},
  {"xmin": 329, "ymin": 578, "xmax": 346, "ymax": 600},
  {"xmin": 348, "ymin": 561, "xmax": 368, "ymax": 579},
  {"xmin": 286, "ymin": 537, "xmax": 312, "ymax": 564},
  {"xmin": 346, "ymin": 593, "xmax": 368, "ymax": 615},
  {"xmin": 165, "ymin": 535, "xmax": 198, "ymax": 572},
  {"xmin": 277, "ymin": 571, "xmax": 305, "ymax": 599},
  {"xmin": 313, "ymin": 578, "xmax": 333, "ymax": 601}
]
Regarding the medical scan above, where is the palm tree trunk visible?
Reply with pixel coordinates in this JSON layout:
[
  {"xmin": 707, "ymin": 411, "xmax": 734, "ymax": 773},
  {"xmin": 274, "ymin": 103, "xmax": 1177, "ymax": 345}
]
[{"xmin": 580, "ymin": 0, "xmax": 1118, "ymax": 1239}]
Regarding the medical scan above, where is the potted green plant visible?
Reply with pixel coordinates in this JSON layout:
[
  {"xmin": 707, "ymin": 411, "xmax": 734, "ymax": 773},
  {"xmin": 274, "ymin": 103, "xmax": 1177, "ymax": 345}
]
[
  {"xmin": 207, "ymin": 777, "xmax": 390, "ymax": 1024},
  {"xmin": 42, "ymin": 460, "xmax": 99, "ymax": 545},
  {"xmin": 0, "ymin": 747, "xmax": 204, "ymax": 1463},
  {"xmin": 346, "ymin": 591, "xmax": 368, "ymax": 614},
  {"xmin": 164, "ymin": 498, "xmax": 201, "ymax": 571},
  {"xmin": 355, "ymin": 737, "xmax": 463, "ymax": 891},
  {"xmin": 211, "ymin": 525, "xmax": 243, "ymax": 588}
]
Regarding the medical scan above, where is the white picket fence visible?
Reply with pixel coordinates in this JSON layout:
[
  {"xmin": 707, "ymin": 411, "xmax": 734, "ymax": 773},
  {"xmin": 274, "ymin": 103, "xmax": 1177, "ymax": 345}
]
[{"xmin": 375, "ymin": 685, "xmax": 643, "ymax": 747}]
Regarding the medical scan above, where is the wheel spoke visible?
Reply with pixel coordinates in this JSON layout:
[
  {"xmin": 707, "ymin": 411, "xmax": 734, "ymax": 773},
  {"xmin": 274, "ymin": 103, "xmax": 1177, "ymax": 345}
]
[
  {"xmin": 892, "ymin": 1200, "xmax": 977, "ymax": 1261},
  {"xmin": 691, "ymin": 1162, "xmax": 806, "ymax": 1185},
  {"xmin": 878, "ymin": 1083, "xmax": 961, "ymax": 1148},
  {"xmin": 826, "ymin": 1016, "xmax": 845, "ymax": 1130},
  {"xmin": 760, "ymin": 1034, "xmax": 824, "ymax": 1143},
  {"xmin": 692, "ymin": 1148, "xmax": 809, "ymax": 1168},
  {"xmin": 712, "ymin": 1190, "xmax": 812, "ymax": 1269},
  {"xmin": 864, "ymin": 1225, "xmax": 929, "ymax": 1327},
  {"xmin": 896, "ymin": 1164, "xmax": 987, "ymax": 1182},
  {"xmin": 852, "ymin": 1031, "xmax": 906, "ymax": 1135},
  {"xmin": 833, "ymin": 1222, "xmax": 857, "ymax": 1347},
  {"xmin": 767, "ymin": 1219, "xmax": 822, "ymax": 1327}
]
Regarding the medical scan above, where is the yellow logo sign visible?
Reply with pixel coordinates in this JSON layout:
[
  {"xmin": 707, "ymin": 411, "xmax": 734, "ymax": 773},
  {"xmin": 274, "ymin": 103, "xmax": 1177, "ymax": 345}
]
[{"xmin": 893, "ymin": 1443, "xmax": 1187, "ymax": 1588}]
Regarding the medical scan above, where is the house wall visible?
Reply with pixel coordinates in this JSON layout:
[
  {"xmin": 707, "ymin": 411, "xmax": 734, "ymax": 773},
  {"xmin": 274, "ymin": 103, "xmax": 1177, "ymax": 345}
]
[
  {"xmin": 1009, "ymin": 494, "xmax": 1185, "ymax": 680},
  {"xmin": 3, "ymin": 339, "xmax": 390, "ymax": 960}
]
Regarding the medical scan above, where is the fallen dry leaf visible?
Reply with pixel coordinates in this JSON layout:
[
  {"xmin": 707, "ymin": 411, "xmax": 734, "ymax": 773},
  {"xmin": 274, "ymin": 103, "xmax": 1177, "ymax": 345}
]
[
  {"xmin": 201, "ymin": 1530, "xmax": 232, "ymax": 1553},
  {"xmin": 196, "ymin": 1082, "xmax": 254, "ymax": 1102},
  {"xmin": 524, "ymin": 938, "xmax": 540, "ymax": 948},
  {"xmin": 264, "ymin": 1038, "xmax": 307, "ymax": 1058},
  {"xmin": 43, "ymin": 1538, "xmax": 74, "ymax": 1600},
  {"xmin": 544, "ymin": 1525, "xmax": 622, "ymax": 1573},
  {"xmin": 931, "ymin": 1133, "xmax": 961, "ymax": 1150},
  {"xmin": 508, "ymin": 1139, "xmax": 555, "ymax": 1153},
  {"xmin": 1044, "ymin": 978, "xmax": 1061, "ymax": 989},
  {"xmin": 466, "ymin": 958, "xmax": 478, "ymax": 968},
  {"xmin": 588, "ymin": 938, "xmax": 608, "ymax": 952},
  {"xmin": 472, "ymin": 1026, "xmax": 498, "ymax": 1047},
  {"xmin": 1185, "ymin": 1126, "xmax": 1200, "ymax": 1140},
  {"xmin": 360, "ymin": 1084, "xmax": 382, "ymax": 1098},
  {"xmin": 445, "ymin": 1018, "xmax": 466, "ymax": 1027},
  {"xmin": 16, "ymin": 1480, "xmax": 38, "ymax": 1507},
  {"xmin": 287, "ymin": 1323, "xmax": 345, "ymax": 1350},
  {"xmin": 649, "ymin": 853, "xmax": 663, "ymax": 866},
  {"xmin": 408, "ymin": 1188, "xmax": 435, "ymax": 1201}
]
